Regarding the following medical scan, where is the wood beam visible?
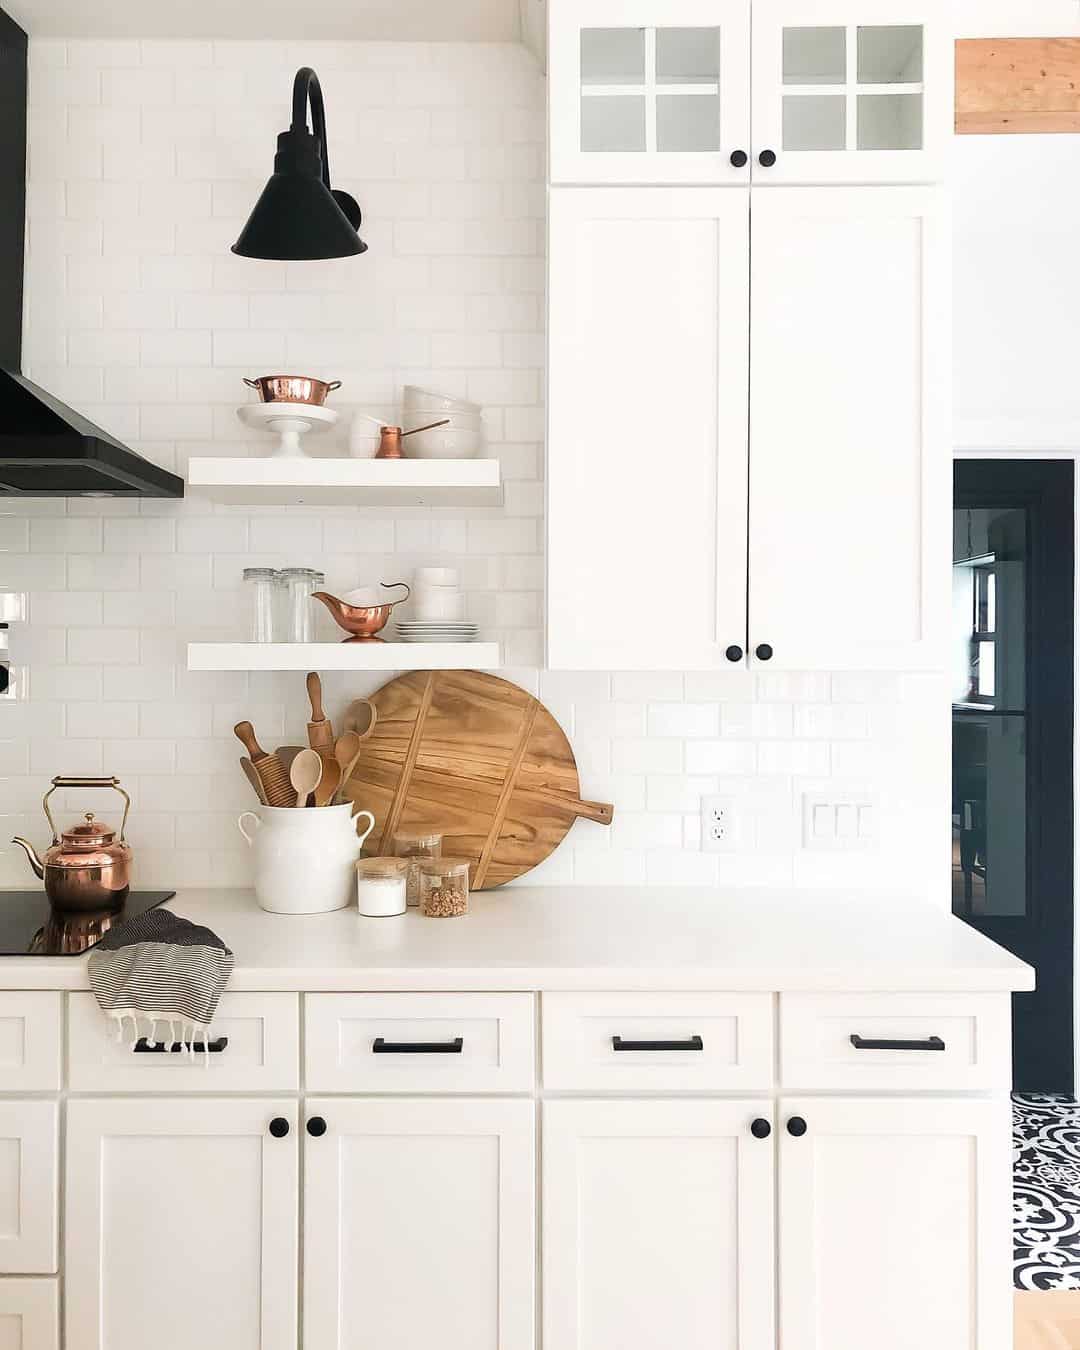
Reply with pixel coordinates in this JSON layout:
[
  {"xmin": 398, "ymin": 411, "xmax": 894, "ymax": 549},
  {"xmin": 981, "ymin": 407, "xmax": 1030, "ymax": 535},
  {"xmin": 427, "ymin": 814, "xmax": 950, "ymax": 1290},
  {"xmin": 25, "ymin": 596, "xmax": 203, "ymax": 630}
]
[{"xmin": 957, "ymin": 37, "xmax": 1080, "ymax": 133}]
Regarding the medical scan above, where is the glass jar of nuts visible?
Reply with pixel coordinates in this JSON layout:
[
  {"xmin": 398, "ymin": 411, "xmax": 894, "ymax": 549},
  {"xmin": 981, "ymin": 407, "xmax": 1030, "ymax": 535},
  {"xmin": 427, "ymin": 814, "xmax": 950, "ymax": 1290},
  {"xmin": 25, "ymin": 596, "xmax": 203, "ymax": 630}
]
[
  {"xmin": 391, "ymin": 829, "xmax": 442, "ymax": 907},
  {"xmin": 418, "ymin": 858, "xmax": 470, "ymax": 918}
]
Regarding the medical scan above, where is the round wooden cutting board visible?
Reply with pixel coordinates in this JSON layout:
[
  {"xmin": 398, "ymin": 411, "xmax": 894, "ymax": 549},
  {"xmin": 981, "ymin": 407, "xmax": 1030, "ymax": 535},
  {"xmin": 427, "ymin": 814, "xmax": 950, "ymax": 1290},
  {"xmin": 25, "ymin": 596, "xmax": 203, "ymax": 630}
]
[{"xmin": 340, "ymin": 670, "xmax": 614, "ymax": 889}]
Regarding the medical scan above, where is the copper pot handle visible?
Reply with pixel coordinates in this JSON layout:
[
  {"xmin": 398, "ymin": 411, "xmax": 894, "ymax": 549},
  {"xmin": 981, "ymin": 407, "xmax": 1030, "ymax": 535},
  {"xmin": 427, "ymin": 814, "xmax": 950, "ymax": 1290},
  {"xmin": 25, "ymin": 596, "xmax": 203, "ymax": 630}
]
[
  {"xmin": 242, "ymin": 378, "xmax": 260, "ymax": 390},
  {"xmin": 380, "ymin": 581, "xmax": 411, "ymax": 610},
  {"xmin": 326, "ymin": 380, "xmax": 342, "ymax": 392},
  {"xmin": 44, "ymin": 776, "xmax": 131, "ymax": 844}
]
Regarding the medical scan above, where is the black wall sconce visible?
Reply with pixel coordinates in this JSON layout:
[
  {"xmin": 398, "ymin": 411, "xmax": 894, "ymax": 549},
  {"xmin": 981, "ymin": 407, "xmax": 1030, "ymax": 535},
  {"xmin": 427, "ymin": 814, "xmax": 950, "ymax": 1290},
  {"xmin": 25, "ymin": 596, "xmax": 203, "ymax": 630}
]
[{"xmin": 233, "ymin": 66, "xmax": 366, "ymax": 262}]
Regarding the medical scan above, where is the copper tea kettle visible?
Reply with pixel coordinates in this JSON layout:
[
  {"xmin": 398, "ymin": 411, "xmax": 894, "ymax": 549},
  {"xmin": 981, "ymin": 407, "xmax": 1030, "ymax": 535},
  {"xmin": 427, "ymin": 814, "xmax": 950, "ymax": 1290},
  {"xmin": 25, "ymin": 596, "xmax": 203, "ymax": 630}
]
[{"xmin": 12, "ymin": 776, "xmax": 133, "ymax": 912}]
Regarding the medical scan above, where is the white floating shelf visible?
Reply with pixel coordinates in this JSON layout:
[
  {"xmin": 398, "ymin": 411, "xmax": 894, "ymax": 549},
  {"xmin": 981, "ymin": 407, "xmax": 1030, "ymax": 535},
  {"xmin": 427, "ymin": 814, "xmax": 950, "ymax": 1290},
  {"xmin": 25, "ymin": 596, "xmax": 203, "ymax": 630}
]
[
  {"xmin": 186, "ymin": 457, "xmax": 503, "ymax": 507},
  {"xmin": 186, "ymin": 642, "xmax": 501, "ymax": 672}
]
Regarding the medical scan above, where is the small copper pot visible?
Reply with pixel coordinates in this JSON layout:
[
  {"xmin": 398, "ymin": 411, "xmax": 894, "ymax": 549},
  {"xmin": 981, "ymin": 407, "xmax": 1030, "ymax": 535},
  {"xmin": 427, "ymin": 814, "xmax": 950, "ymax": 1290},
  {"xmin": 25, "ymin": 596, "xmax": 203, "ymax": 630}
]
[
  {"xmin": 244, "ymin": 375, "xmax": 342, "ymax": 406},
  {"xmin": 11, "ymin": 776, "xmax": 133, "ymax": 912}
]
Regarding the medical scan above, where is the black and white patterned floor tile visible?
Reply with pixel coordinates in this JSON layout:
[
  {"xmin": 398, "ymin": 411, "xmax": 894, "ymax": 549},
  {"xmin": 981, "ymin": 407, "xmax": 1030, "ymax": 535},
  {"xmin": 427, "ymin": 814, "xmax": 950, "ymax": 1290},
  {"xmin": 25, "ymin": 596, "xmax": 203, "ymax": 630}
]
[{"xmin": 1014, "ymin": 1093, "xmax": 1080, "ymax": 1290}]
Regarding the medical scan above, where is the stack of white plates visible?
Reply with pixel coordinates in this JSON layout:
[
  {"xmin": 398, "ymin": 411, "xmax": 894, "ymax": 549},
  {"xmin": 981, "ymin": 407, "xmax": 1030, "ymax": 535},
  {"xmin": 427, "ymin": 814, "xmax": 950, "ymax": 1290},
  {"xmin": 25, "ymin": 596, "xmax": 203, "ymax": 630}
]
[{"xmin": 395, "ymin": 621, "xmax": 479, "ymax": 644}]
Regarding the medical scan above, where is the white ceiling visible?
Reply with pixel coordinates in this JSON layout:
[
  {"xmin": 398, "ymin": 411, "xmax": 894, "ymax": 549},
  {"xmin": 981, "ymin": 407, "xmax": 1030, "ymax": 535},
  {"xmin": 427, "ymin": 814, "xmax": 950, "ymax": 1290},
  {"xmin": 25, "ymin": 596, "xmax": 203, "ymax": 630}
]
[{"xmin": 6, "ymin": 0, "xmax": 529, "ymax": 42}]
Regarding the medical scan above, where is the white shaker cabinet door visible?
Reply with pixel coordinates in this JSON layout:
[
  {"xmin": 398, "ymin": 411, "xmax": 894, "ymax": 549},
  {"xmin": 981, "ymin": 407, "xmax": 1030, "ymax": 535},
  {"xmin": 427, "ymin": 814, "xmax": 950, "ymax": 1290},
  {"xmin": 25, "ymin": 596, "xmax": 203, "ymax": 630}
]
[
  {"xmin": 0, "ymin": 1280, "xmax": 59, "ymax": 1349},
  {"xmin": 0, "ymin": 1101, "xmax": 58, "ymax": 1273},
  {"xmin": 748, "ymin": 186, "xmax": 949, "ymax": 670},
  {"xmin": 548, "ymin": 187, "xmax": 750, "ymax": 670},
  {"xmin": 65, "ymin": 1099, "xmax": 298, "ymax": 1350},
  {"xmin": 304, "ymin": 1097, "xmax": 535, "ymax": 1350},
  {"xmin": 543, "ymin": 1099, "xmax": 775, "ymax": 1350},
  {"xmin": 549, "ymin": 0, "xmax": 751, "ymax": 185},
  {"xmin": 751, "ymin": 0, "xmax": 951, "ymax": 185},
  {"xmin": 779, "ymin": 1097, "xmax": 1011, "ymax": 1350}
]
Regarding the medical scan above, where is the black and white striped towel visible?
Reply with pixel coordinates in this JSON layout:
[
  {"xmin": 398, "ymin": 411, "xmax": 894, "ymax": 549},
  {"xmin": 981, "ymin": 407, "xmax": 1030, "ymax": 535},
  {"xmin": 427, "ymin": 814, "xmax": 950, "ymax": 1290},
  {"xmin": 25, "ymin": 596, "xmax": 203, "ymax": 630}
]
[{"xmin": 87, "ymin": 909, "xmax": 234, "ymax": 1056}]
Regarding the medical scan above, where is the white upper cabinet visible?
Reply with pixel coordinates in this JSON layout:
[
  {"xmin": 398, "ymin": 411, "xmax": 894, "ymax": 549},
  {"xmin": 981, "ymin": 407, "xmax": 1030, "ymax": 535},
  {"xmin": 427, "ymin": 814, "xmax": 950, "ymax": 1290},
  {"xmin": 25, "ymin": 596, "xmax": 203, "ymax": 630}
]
[
  {"xmin": 751, "ymin": 0, "xmax": 951, "ymax": 184},
  {"xmin": 547, "ymin": 187, "xmax": 750, "ymax": 670},
  {"xmin": 549, "ymin": 0, "xmax": 751, "ymax": 184},
  {"xmin": 748, "ymin": 187, "xmax": 948, "ymax": 670},
  {"xmin": 549, "ymin": 0, "xmax": 948, "ymax": 186}
]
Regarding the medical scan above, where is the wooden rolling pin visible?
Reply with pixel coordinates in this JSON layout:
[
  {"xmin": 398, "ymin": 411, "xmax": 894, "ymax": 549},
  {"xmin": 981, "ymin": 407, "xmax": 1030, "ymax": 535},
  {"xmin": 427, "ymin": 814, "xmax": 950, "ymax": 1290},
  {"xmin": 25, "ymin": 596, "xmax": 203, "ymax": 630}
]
[
  {"xmin": 306, "ymin": 671, "xmax": 337, "ymax": 772},
  {"xmin": 233, "ymin": 721, "xmax": 293, "ymax": 808}
]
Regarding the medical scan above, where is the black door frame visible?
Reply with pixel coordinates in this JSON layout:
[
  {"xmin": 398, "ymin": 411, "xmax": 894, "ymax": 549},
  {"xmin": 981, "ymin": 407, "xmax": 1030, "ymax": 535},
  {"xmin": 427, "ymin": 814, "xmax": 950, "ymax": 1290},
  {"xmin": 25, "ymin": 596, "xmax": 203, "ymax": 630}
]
[{"xmin": 954, "ymin": 459, "xmax": 1074, "ymax": 1094}]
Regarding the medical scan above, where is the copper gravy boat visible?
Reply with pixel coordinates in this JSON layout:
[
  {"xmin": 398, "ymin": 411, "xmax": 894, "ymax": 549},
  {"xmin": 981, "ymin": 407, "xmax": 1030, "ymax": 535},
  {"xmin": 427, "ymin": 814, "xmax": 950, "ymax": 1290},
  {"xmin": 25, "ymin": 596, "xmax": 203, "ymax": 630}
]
[
  {"xmin": 312, "ymin": 582, "xmax": 411, "ymax": 640},
  {"xmin": 12, "ymin": 776, "xmax": 133, "ymax": 912}
]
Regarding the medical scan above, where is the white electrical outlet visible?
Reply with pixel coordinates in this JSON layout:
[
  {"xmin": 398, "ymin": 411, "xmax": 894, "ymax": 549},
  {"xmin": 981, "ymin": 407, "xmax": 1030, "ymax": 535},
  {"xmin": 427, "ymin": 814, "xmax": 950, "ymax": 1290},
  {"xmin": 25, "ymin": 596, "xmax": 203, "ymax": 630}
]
[{"xmin": 701, "ymin": 795, "xmax": 738, "ymax": 852}]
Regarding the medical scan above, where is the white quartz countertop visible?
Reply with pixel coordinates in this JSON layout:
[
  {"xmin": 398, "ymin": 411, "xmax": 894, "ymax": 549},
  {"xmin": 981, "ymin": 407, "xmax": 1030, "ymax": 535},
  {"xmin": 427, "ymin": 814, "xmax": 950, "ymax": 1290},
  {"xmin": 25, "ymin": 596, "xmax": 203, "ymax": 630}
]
[{"xmin": 0, "ymin": 887, "xmax": 1035, "ymax": 993}]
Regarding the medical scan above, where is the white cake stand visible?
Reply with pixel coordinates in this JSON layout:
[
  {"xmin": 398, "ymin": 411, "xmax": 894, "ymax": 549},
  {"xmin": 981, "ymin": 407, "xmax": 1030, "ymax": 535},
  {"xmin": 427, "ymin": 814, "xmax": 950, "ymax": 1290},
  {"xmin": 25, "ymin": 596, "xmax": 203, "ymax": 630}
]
[{"xmin": 237, "ymin": 402, "xmax": 339, "ymax": 459}]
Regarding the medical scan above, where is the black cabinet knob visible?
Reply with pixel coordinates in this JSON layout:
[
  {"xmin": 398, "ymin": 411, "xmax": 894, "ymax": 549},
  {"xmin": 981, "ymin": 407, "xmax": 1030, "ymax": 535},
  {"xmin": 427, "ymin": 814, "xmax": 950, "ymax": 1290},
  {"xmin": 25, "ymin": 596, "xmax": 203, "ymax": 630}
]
[
  {"xmin": 758, "ymin": 149, "xmax": 777, "ymax": 167},
  {"xmin": 754, "ymin": 643, "xmax": 773, "ymax": 661},
  {"xmin": 725, "ymin": 645, "xmax": 744, "ymax": 662},
  {"xmin": 268, "ymin": 1117, "xmax": 290, "ymax": 1138},
  {"xmin": 729, "ymin": 149, "xmax": 748, "ymax": 168},
  {"xmin": 750, "ymin": 1118, "xmax": 772, "ymax": 1139},
  {"xmin": 787, "ymin": 1116, "xmax": 808, "ymax": 1137},
  {"xmin": 306, "ymin": 1117, "xmax": 327, "ymax": 1138}
]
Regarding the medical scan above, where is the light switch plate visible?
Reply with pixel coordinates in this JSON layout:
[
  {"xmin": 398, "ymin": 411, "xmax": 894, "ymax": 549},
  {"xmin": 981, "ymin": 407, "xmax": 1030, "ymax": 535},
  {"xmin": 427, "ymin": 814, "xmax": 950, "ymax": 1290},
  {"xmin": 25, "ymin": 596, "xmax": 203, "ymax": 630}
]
[{"xmin": 802, "ymin": 790, "xmax": 877, "ymax": 852}]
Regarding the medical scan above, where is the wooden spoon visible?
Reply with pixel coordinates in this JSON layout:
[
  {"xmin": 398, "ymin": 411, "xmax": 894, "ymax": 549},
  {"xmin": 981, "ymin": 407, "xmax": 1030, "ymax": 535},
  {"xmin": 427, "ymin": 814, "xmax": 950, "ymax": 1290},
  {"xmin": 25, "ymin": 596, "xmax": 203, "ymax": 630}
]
[
  {"xmin": 342, "ymin": 699, "xmax": 377, "ymax": 739},
  {"xmin": 314, "ymin": 759, "xmax": 342, "ymax": 808},
  {"xmin": 240, "ymin": 757, "xmax": 268, "ymax": 805},
  {"xmin": 330, "ymin": 730, "xmax": 363, "ymax": 806},
  {"xmin": 289, "ymin": 748, "xmax": 323, "ymax": 808}
]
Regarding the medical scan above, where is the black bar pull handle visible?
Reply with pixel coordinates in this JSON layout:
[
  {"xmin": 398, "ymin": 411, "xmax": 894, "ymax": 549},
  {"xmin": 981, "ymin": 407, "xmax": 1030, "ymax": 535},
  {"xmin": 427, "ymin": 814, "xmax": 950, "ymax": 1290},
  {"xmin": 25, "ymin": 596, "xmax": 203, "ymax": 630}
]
[
  {"xmin": 134, "ymin": 1036, "xmax": 229, "ymax": 1054},
  {"xmin": 612, "ymin": 1035, "xmax": 704, "ymax": 1053},
  {"xmin": 850, "ymin": 1034, "xmax": 945, "ymax": 1052},
  {"xmin": 372, "ymin": 1037, "xmax": 464, "ymax": 1054}
]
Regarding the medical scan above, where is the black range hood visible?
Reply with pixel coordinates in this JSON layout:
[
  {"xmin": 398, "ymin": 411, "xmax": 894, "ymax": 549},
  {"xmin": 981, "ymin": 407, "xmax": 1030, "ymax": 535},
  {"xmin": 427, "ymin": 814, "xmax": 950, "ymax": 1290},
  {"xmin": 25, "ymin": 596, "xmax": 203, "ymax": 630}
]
[{"xmin": 0, "ymin": 10, "xmax": 183, "ymax": 498}]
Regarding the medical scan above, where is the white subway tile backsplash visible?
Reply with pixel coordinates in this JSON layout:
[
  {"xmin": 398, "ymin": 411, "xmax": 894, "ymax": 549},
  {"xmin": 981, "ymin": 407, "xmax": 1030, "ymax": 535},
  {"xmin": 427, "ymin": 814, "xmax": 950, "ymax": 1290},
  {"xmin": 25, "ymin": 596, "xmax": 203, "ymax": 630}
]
[{"xmin": 11, "ymin": 37, "xmax": 942, "ymax": 894}]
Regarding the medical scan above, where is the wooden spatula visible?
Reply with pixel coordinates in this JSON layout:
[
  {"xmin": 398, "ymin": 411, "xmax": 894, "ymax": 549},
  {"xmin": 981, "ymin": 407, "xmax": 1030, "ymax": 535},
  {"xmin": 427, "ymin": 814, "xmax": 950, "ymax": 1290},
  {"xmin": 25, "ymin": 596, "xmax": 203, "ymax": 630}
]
[{"xmin": 233, "ymin": 721, "xmax": 293, "ymax": 807}]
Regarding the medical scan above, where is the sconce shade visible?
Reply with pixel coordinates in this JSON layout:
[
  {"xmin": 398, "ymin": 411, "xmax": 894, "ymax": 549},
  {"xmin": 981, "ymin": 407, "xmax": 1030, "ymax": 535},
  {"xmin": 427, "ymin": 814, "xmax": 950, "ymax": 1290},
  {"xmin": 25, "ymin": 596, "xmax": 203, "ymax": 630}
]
[{"xmin": 232, "ymin": 70, "xmax": 367, "ymax": 262}]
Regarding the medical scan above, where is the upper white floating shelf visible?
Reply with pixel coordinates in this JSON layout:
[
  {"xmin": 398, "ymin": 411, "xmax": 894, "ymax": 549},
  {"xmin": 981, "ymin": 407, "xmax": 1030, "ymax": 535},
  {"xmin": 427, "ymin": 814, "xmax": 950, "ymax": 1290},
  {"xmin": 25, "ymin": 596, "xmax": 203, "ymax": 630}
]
[
  {"xmin": 187, "ymin": 642, "xmax": 500, "ymax": 672},
  {"xmin": 186, "ymin": 457, "xmax": 503, "ymax": 508}
]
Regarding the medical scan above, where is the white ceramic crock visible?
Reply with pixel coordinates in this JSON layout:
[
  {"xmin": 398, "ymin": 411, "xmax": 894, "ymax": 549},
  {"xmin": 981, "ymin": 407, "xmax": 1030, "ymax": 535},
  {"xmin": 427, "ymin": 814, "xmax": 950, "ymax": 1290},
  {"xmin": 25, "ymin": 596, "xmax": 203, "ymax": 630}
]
[{"xmin": 237, "ymin": 802, "xmax": 376, "ymax": 915}]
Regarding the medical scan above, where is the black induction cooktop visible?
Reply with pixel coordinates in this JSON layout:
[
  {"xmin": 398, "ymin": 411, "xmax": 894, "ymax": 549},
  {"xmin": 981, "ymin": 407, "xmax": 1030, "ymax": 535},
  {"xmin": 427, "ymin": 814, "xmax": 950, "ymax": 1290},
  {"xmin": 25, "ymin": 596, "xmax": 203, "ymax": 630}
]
[{"xmin": 0, "ymin": 891, "xmax": 175, "ymax": 956}]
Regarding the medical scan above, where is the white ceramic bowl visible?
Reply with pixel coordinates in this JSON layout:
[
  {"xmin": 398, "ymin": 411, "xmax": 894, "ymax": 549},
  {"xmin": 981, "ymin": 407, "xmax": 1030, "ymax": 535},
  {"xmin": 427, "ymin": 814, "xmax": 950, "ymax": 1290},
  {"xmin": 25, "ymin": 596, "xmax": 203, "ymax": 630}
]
[
  {"xmin": 405, "ymin": 427, "xmax": 481, "ymax": 459},
  {"xmin": 402, "ymin": 385, "xmax": 482, "ymax": 415},
  {"xmin": 405, "ymin": 410, "xmax": 483, "ymax": 433},
  {"xmin": 414, "ymin": 566, "xmax": 459, "ymax": 586}
]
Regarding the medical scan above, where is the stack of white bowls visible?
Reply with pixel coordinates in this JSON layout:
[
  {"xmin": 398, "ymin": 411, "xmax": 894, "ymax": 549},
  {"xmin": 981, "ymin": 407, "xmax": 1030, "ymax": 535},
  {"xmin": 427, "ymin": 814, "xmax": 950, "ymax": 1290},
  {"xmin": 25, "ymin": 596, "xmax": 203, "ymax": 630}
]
[
  {"xmin": 402, "ymin": 386, "xmax": 483, "ymax": 459},
  {"xmin": 397, "ymin": 567, "xmax": 479, "ymax": 644}
]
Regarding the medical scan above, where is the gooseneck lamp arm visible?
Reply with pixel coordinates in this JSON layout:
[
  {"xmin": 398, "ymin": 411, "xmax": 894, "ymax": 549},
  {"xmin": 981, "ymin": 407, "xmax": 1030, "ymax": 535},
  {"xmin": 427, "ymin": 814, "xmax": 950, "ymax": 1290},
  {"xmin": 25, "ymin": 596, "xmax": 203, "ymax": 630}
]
[
  {"xmin": 293, "ymin": 67, "xmax": 331, "ymax": 191},
  {"xmin": 231, "ymin": 65, "xmax": 366, "ymax": 261}
]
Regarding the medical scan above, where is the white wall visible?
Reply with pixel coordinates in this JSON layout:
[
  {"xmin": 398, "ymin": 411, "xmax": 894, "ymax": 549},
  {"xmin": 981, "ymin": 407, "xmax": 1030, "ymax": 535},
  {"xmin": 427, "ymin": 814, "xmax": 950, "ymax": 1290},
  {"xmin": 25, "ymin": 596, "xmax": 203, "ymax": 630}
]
[{"xmin": 0, "ymin": 36, "xmax": 948, "ymax": 895}]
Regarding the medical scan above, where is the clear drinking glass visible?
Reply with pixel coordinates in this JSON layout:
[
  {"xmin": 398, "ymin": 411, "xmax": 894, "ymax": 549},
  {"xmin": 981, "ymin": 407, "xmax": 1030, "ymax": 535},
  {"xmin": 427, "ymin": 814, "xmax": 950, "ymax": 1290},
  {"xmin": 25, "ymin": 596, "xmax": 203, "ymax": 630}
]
[
  {"xmin": 280, "ymin": 567, "xmax": 320, "ymax": 643},
  {"xmin": 243, "ymin": 568, "xmax": 279, "ymax": 643}
]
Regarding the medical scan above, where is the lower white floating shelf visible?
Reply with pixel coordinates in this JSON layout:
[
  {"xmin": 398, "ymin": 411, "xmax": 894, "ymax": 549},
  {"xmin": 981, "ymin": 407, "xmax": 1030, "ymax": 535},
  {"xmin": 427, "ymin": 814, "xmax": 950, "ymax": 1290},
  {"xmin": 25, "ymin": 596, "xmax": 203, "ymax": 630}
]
[
  {"xmin": 186, "ymin": 642, "xmax": 501, "ymax": 672},
  {"xmin": 186, "ymin": 457, "xmax": 503, "ymax": 506}
]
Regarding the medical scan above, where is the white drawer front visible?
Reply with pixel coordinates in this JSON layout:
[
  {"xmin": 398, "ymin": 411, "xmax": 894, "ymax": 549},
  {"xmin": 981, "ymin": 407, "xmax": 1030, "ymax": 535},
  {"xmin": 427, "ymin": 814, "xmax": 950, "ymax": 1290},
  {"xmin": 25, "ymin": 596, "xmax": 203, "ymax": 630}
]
[
  {"xmin": 541, "ymin": 992, "xmax": 774, "ymax": 1092},
  {"xmin": 305, "ymin": 993, "xmax": 535, "ymax": 1093},
  {"xmin": 67, "ymin": 992, "xmax": 299, "ymax": 1092},
  {"xmin": 0, "ymin": 1101, "xmax": 58, "ymax": 1274},
  {"xmin": 0, "ymin": 993, "xmax": 61, "ymax": 1092},
  {"xmin": 780, "ymin": 992, "xmax": 1011, "ymax": 1090}
]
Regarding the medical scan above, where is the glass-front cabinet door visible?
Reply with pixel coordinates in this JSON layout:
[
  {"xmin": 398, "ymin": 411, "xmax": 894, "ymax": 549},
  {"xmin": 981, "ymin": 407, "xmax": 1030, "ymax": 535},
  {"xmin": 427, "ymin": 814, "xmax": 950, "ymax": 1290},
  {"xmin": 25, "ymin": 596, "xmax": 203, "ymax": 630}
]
[
  {"xmin": 751, "ymin": 0, "xmax": 949, "ymax": 184},
  {"xmin": 549, "ymin": 0, "xmax": 751, "ymax": 184}
]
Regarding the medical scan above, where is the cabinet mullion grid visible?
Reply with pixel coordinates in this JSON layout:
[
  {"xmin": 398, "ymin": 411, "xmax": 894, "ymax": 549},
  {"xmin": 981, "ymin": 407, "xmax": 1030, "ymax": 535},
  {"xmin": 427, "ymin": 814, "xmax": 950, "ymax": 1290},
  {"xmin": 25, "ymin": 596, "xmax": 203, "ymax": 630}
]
[
  {"xmin": 643, "ymin": 25, "xmax": 657, "ymax": 153},
  {"xmin": 845, "ymin": 24, "xmax": 857, "ymax": 152}
]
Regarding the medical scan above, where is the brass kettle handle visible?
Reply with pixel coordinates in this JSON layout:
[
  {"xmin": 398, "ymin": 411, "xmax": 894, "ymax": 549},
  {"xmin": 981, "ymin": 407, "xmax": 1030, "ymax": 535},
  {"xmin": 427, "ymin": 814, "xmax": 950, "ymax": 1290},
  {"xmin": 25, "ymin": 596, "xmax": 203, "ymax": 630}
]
[{"xmin": 43, "ymin": 776, "xmax": 131, "ymax": 844}]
